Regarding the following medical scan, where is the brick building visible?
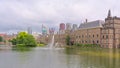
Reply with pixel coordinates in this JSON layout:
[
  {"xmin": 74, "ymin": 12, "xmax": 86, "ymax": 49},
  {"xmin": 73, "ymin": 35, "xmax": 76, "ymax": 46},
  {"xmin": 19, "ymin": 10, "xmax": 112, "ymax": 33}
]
[{"xmin": 54, "ymin": 10, "xmax": 120, "ymax": 48}]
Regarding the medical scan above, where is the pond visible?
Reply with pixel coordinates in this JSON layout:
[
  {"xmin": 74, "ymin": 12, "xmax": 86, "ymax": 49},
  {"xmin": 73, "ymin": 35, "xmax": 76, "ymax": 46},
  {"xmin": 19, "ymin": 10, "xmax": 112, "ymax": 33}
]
[{"xmin": 0, "ymin": 46, "xmax": 120, "ymax": 68}]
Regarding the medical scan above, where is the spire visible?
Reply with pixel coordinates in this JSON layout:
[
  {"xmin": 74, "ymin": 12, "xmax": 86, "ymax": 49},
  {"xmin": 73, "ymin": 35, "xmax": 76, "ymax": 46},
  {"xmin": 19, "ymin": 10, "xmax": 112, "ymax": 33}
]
[
  {"xmin": 85, "ymin": 19, "xmax": 88, "ymax": 23},
  {"xmin": 107, "ymin": 10, "xmax": 111, "ymax": 18}
]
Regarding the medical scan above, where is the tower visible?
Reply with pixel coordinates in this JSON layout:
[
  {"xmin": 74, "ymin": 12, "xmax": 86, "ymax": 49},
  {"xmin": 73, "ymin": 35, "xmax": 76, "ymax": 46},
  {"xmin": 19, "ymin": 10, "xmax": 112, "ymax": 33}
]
[
  {"xmin": 107, "ymin": 10, "xmax": 111, "ymax": 18},
  {"xmin": 101, "ymin": 10, "xmax": 120, "ymax": 48}
]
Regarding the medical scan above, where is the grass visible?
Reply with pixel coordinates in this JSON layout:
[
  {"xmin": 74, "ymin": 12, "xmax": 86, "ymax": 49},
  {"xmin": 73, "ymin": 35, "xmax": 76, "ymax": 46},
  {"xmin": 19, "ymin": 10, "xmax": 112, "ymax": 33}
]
[
  {"xmin": 74, "ymin": 43, "xmax": 101, "ymax": 48},
  {"xmin": 37, "ymin": 44, "xmax": 45, "ymax": 47}
]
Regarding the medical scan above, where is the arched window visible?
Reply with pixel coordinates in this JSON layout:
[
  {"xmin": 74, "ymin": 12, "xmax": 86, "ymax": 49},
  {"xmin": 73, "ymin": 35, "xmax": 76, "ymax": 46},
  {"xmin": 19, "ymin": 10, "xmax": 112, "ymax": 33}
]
[
  {"xmin": 97, "ymin": 34, "xmax": 99, "ymax": 37},
  {"xmin": 93, "ymin": 34, "xmax": 94, "ymax": 38},
  {"xmin": 97, "ymin": 40, "xmax": 99, "ymax": 43},
  {"xmin": 103, "ymin": 35, "xmax": 104, "ymax": 39}
]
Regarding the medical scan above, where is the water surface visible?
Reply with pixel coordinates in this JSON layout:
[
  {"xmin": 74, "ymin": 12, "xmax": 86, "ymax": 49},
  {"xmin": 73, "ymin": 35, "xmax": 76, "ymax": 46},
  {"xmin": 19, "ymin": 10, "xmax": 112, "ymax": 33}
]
[{"xmin": 0, "ymin": 47, "xmax": 120, "ymax": 68}]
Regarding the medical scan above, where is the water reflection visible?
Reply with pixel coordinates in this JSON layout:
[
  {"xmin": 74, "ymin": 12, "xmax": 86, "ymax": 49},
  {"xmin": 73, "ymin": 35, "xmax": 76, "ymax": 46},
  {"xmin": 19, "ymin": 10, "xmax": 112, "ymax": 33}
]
[
  {"xmin": 65, "ymin": 48, "xmax": 120, "ymax": 68},
  {"xmin": 0, "ymin": 47, "xmax": 120, "ymax": 68}
]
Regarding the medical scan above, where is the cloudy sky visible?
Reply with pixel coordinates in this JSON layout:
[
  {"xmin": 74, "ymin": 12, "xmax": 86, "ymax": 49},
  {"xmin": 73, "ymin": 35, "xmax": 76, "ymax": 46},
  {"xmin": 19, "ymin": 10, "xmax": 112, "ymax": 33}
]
[{"xmin": 0, "ymin": 0, "xmax": 120, "ymax": 33}]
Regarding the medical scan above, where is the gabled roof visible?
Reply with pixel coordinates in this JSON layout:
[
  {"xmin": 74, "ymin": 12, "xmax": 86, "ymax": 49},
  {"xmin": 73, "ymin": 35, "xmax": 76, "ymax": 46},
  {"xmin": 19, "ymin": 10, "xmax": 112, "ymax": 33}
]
[{"xmin": 79, "ymin": 20, "xmax": 104, "ymax": 29}]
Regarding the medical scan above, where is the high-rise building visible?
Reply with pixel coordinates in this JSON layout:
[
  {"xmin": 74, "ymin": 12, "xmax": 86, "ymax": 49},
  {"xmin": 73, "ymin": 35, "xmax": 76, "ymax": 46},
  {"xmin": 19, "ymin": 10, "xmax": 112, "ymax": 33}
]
[
  {"xmin": 42, "ymin": 25, "xmax": 49, "ymax": 35},
  {"xmin": 66, "ymin": 23, "xmax": 72, "ymax": 30},
  {"xmin": 72, "ymin": 24, "xmax": 78, "ymax": 31},
  {"xmin": 59, "ymin": 23, "xmax": 65, "ymax": 34},
  {"xmin": 27, "ymin": 27, "xmax": 32, "ymax": 34},
  {"xmin": 42, "ymin": 25, "xmax": 47, "ymax": 35},
  {"xmin": 49, "ymin": 28, "xmax": 55, "ymax": 34},
  {"xmin": 59, "ymin": 23, "xmax": 65, "ymax": 30}
]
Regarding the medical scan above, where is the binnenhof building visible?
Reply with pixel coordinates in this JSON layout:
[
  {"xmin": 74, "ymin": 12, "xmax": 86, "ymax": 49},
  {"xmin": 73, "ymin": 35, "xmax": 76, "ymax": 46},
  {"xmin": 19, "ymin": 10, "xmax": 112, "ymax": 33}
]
[{"xmin": 54, "ymin": 10, "xmax": 120, "ymax": 48}]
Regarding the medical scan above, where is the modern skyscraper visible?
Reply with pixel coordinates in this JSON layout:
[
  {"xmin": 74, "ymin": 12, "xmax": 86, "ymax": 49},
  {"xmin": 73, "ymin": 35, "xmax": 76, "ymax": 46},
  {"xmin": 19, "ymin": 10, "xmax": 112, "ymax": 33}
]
[
  {"xmin": 72, "ymin": 24, "xmax": 78, "ymax": 31},
  {"xmin": 27, "ymin": 27, "xmax": 32, "ymax": 34},
  {"xmin": 42, "ymin": 25, "xmax": 47, "ymax": 35},
  {"xmin": 42, "ymin": 25, "xmax": 49, "ymax": 35},
  {"xmin": 59, "ymin": 23, "xmax": 65, "ymax": 34},
  {"xmin": 59, "ymin": 23, "xmax": 65, "ymax": 30},
  {"xmin": 66, "ymin": 23, "xmax": 72, "ymax": 30}
]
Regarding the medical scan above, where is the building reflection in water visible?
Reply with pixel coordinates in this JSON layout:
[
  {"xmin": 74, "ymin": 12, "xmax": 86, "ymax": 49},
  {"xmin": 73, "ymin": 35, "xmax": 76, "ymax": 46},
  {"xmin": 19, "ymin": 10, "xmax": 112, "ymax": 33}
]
[{"xmin": 65, "ymin": 48, "xmax": 120, "ymax": 68}]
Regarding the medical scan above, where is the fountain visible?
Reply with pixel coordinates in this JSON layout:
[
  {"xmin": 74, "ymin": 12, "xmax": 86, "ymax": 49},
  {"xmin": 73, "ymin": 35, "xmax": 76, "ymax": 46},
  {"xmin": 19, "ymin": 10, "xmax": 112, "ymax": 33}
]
[
  {"xmin": 49, "ymin": 35, "xmax": 54, "ymax": 49},
  {"xmin": 36, "ymin": 35, "xmax": 64, "ymax": 50}
]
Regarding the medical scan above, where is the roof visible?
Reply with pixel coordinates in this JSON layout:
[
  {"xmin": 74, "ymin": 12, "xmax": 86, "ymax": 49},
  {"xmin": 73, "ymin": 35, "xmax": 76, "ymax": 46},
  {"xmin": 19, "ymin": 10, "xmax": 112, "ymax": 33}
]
[
  {"xmin": 0, "ymin": 34, "xmax": 6, "ymax": 37},
  {"xmin": 79, "ymin": 20, "xmax": 104, "ymax": 29}
]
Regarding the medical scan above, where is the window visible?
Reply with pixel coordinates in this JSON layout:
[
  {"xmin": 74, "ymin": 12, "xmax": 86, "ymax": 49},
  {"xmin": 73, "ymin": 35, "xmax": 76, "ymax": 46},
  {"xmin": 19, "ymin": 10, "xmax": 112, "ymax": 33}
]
[
  {"xmin": 79, "ymin": 36, "xmax": 81, "ymax": 38},
  {"xmin": 97, "ymin": 40, "xmax": 99, "ymax": 43},
  {"xmin": 82, "ymin": 40, "xmax": 84, "ymax": 43},
  {"xmin": 106, "ymin": 35, "xmax": 108, "ymax": 39},
  {"xmin": 103, "ymin": 35, "xmax": 104, "ymax": 39},
  {"xmin": 97, "ymin": 34, "xmax": 99, "ymax": 37},
  {"xmin": 93, "ymin": 40, "xmax": 94, "ymax": 44},
  {"xmin": 93, "ymin": 34, "xmax": 94, "ymax": 38}
]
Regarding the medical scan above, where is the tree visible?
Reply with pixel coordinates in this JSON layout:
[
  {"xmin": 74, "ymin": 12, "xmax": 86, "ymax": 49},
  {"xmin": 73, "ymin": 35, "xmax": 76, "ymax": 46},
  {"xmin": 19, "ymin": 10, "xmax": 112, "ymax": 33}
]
[
  {"xmin": 24, "ymin": 34, "xmax": 37, "ymax": 47},
  {"xmin": 66, "ymin": 35, "xmax": 70, "ymax": 45},
  {"xmin": 10, "ymin": 32, "xmax": 37, "ymax": 47},
  {"xmin": 10, "ymin": 38, "xmax": 17, "ymax": 45},
  {"xmin": 0, "ymin": 36, "xmax": 3, "ymax": 42}
]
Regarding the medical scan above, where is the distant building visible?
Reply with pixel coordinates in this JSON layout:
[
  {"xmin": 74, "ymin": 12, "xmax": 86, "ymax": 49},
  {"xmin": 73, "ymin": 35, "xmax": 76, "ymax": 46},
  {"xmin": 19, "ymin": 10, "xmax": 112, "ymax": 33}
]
[
  {"xmin": 59, "ymin": 23, "xmax": 65, "ymax": 30},
  {"xmin": 27, "ymin": 27, "xmax": 32, "ymax": 34},
  {"xmin": 0, "ymin": 33, "xmax": 16, "ymax": 45},
  {"xmin": 54, "ymin": 10, "xmax": 120, "ymax": 48},
  {"xmin": 66, "ymin": 23, "xmax": 72, "ymax": 30},
  {"xmin": 72, "ymin": 24, "xmax": 78, "ymax": 31},
  {"xmin": 42, "ymin": 25, "xmax": 49, "ymax": 35},
  {"xmin": 49, "ymin": 28, "xmax": 55, "ymax": 34},
  {"xmin": 32, "ymin": 32, "xmax": 41, "ymax": 39},
  {"xmin": 59, "ymin": 23, "xmax": 65, "ymax": 34}
]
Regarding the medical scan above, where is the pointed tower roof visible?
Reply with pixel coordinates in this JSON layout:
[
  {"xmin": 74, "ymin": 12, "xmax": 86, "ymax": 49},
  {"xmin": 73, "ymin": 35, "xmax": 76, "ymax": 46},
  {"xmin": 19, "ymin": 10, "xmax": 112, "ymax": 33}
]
[{"xmin": 107, "ymin": 10, "xmax": 111, "ymax": 18}]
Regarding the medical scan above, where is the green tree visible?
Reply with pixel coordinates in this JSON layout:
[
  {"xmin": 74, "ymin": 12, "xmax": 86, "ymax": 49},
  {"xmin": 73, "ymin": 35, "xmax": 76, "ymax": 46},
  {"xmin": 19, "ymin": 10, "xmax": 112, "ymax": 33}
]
[
  {"xmin": 0, "ymin": 36, "xmax": 3, "ymax": 42},
  {"xmin": 24, "ymin": 34, "xmax": 37, "ymax": 47},
  {"xmin": 66, "ymin": 35, "xmax": 70, "ymax": 45},
  {"xmin": 10, "ymin": 38, "xmax": 17, "ymax": 45},
  {"xmin": 10, "ymin": 32, "xmax": 37, "ymax": 47}
]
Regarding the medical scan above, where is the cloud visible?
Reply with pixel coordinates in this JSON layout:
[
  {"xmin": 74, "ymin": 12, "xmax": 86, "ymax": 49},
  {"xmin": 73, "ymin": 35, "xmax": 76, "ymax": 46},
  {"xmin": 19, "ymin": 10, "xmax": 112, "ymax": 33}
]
[{"xmin": 0, "ymin": 0, "xmax": 120, "ymax": 33}]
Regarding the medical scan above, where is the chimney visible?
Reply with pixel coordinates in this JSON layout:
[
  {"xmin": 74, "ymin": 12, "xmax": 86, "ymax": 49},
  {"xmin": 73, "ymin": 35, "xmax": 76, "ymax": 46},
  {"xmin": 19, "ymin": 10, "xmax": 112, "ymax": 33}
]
[{"xmin": 85, "ymin": 19, "xmax": 88, "ymax": 23}]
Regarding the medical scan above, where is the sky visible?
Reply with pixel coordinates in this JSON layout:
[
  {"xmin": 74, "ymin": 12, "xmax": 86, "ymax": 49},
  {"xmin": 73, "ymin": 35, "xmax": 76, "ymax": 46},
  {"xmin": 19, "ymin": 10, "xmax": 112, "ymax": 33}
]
[{"xmin": 0, "ymin": 0, "xmax": 120, "ymax": 33}]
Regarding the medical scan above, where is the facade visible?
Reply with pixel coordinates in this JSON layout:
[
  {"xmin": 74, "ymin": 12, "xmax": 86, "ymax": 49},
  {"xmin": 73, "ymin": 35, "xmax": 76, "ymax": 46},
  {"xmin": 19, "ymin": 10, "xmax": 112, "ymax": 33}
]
[
  {"xmin": 76, "ymin": 20, "xmax": 104, "ymax": 45},
  {"xmin": 101, "ymin": 10, "xmax": 120, "ymax": 48},
  {"xmin": 54, "ymin": 10, "xmax": 120, "ymax": 48}
]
